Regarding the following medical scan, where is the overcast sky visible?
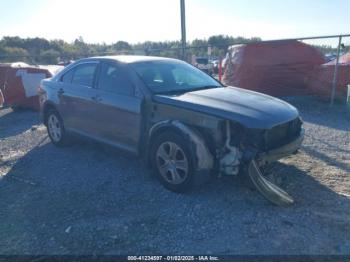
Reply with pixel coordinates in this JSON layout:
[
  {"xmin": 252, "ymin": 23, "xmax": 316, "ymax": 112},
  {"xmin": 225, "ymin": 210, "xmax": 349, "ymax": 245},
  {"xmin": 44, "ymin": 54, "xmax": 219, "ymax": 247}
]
[{"xmin": 0, "ymin": 0, "xmax": 349, "ymax": 45}]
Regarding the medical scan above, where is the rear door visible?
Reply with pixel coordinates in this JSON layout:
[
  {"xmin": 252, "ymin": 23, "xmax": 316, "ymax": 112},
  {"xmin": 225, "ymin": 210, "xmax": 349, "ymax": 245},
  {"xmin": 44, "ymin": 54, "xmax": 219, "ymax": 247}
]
[
  {"xmin": 93, "ymin": 61, "xmax": 142, "ymax": 153},
  {"xmin": 56, "ymin": 62, "xmax": 100, "ymax": 135}
]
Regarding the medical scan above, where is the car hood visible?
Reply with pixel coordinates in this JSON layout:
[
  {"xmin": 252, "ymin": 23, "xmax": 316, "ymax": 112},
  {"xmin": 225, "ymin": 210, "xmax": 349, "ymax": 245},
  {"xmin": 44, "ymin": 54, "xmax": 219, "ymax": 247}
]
[{"xmin": 153, "ymin": 86, "xmax": 299, "ymax": 129}]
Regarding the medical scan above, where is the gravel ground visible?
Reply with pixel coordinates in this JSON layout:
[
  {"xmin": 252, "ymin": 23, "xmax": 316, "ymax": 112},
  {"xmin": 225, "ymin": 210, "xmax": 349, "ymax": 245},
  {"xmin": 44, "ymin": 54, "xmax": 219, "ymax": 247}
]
[{"xmin": 0, "ymin": 96, "xmax": 349, "ymax": 255}]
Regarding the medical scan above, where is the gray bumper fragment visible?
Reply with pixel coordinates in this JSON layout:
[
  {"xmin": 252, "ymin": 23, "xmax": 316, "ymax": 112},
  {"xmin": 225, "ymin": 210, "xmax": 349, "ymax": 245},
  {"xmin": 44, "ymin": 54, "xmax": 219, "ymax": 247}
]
[{"xmin": 247, "ymin": 159, "xmax": 294, "ymax": 206}]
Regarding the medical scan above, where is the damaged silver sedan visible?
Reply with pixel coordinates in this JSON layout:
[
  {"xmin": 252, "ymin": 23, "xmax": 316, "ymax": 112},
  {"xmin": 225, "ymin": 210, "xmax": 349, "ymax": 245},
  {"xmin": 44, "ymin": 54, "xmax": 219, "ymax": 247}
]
[{"xmin": 39, "ymin": 56, "xmax": 304, "ymax": 206}]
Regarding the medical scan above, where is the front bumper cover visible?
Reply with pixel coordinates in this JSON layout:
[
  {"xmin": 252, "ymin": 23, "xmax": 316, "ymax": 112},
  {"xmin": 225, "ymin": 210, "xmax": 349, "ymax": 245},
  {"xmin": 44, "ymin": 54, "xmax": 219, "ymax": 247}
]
[{"xmin": 259, "ymin": 129, "xmax": 305, "ymax": 164}]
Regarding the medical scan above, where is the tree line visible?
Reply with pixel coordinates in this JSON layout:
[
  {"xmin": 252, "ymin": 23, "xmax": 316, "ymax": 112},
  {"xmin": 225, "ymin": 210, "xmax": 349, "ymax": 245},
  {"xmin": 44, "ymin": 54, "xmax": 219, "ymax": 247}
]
[
  {"xmin": 0, "ymin": 35, "xmax": 342, "ymax": 65},
  {"xmin": 0, "ymin": 35, "xmax": 261, "ymax": 64}
]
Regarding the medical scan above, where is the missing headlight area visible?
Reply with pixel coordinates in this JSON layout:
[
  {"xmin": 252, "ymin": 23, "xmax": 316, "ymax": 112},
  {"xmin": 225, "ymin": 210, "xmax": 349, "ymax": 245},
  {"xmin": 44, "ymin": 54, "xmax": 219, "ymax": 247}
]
[
  {"xmin": 218, "ymin": 120, "xmax": 300, "ymax": 206},
  {"xmin": 219, "ymin": 121, "xmax": 242, "ymax": 176}
]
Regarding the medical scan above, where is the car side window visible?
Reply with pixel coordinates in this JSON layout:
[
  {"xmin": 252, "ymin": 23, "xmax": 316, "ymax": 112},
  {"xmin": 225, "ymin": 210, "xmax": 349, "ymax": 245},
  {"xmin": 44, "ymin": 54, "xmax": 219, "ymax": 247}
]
[
  {"xmin": 97, "ymin": 62, "xmax": 134, "ymax": 95},
  {"xmin": 71, "ymin": 63, "xmax": 98, "ymax": 87},
  {"xmin": 61, "ymin": 68, "xmax": 74, "ymax": 83}
]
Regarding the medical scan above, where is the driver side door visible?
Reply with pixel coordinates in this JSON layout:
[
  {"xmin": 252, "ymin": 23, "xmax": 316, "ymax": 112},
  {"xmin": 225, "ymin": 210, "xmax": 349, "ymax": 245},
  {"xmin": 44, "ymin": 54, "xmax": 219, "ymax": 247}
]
[{"xmin": 93, "ymin": 61, "xmax": 142, "ymax": 153}]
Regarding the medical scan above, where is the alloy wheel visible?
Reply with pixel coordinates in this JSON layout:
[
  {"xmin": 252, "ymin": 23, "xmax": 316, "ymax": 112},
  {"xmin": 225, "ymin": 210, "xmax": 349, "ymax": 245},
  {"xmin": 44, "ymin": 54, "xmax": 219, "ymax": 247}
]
[
  {"xmin": 48, "ymin": 114, "xmax": 62, "ymax": 142},
  {"xmin": 156, "ymin": 141, "xmax": 189, "ymax": 185}
]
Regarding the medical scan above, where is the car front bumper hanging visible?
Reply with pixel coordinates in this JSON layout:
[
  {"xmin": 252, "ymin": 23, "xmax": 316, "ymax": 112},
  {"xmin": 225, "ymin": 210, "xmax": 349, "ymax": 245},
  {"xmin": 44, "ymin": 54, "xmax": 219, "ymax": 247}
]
[
  {"xmin": 244, "ymin": 130, "xmax": 304, "ymax": 206},
  {"xmin": 247, "ymin": 159, "xmax": 294, "ymax": 206}
]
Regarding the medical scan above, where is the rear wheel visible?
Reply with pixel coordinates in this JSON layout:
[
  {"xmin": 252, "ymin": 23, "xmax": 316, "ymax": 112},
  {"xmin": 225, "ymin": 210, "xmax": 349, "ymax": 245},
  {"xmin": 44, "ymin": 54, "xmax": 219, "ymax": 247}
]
[
  {"xmin": 46, "ymin": 110, "xmax": 70, "ymax": 147},
  {"xmin": 151, "ymin": 131, "xmax": 195, "ymax": 193}
]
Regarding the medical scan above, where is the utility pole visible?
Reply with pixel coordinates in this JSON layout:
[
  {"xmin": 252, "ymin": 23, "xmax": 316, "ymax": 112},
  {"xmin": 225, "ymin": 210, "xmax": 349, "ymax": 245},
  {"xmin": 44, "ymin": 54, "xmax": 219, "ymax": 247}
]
[
  {"xmin": 180, "ymin": 0, "xmax": 186, "ymax": 60},
  {"xmin": 330, "ymin": 35, "xmax": 342, "ymax": 106}
]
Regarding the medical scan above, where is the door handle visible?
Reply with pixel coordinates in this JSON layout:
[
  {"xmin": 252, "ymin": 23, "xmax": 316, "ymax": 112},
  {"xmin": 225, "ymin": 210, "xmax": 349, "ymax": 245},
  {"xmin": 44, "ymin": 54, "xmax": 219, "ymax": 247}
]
[{"xmin": 57, "ymin": 88, "xmax": 64, "ymax": 95}]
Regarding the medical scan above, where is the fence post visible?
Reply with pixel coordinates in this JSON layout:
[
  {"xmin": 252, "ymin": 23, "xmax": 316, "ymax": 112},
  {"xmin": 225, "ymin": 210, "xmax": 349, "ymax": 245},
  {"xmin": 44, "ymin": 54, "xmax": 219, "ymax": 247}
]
[
  {"xmin": 218, "ymin": 57, "xmax": 222, "ymax": 82},
  {"xmin": 330, "ymin": 35, "xmax": 342, "ymax": 106}
]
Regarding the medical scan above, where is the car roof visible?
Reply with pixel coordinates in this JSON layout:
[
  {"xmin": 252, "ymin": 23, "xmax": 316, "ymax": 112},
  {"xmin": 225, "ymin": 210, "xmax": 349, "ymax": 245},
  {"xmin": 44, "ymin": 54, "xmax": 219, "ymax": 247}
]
[
  {"xmin": 51, "ymin": 55, "xmax": 185, "ymax": 82},
  {"xmin": 85, "ymin": 55, "xmax": 179, "ymax": 64}
]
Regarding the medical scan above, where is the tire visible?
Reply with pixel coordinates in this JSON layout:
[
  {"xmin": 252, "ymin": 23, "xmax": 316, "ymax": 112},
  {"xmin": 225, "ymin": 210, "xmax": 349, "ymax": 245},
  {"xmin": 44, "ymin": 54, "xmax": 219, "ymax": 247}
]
[
  {"xmin": 150, "ymin": 131, "xmax": 196, "ymax": 193},
  {"xmin": 46, "ymin": 109, "xmax": 70, "ymax": 147}
]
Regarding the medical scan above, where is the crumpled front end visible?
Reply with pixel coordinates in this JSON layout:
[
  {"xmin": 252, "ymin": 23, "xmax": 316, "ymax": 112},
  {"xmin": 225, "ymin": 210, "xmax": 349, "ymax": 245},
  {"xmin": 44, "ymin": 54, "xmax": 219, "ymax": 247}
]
[{"xmin": 218, "ymin": 118, "xmax": 304, "ymax": 206}]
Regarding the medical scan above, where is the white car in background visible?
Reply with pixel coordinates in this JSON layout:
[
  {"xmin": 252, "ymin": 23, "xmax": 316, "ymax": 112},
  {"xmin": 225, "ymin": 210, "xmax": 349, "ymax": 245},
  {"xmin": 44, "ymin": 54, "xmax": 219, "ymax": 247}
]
[{"xmin": 193, "ymin": 57, "xmax": 214, "ymax": 74}]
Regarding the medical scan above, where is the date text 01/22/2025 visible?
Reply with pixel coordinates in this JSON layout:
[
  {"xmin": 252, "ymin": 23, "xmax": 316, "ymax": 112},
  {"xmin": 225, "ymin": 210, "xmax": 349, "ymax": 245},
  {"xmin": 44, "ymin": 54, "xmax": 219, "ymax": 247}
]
[{"xmin": 127, "ymin": 256, "xmax": 219, "ymax": 261}]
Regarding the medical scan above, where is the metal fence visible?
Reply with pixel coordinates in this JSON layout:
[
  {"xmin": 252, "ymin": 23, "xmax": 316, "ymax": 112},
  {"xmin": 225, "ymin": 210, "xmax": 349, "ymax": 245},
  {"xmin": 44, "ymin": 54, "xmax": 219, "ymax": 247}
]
[
  {"xmin": 297, "ymin": 34, "xmax": 350, "ymax": 106},
  {"xmin": 156, "ymin": 34, "xmax": 350, "ymax": 106},
  {"xmin": 188, "ymin": 34, "xmax": 350, "ymax": 106}
]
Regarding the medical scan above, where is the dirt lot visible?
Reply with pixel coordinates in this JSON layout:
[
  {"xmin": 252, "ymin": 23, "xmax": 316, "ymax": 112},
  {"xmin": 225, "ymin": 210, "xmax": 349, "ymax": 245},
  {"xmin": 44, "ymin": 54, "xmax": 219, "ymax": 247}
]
[{"xmin": 0, "ymin": 97, "xmax": 349, "ymax": 255}]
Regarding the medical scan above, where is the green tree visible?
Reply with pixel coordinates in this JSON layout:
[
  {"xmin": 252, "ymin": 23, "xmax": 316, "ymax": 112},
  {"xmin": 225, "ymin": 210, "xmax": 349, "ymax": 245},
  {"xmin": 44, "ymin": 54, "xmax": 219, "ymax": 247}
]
[
  {"xmin": 113, "ymin": 41, "xmax": 131, "ymax": 51},
  {"xmin": 0, "ymin": 35, "xmax": 265, "ymax": 64},
  {"xmin": 191, "ymin": 39, "xmax": 208, "ymax": 57},
  {"xmin": 25, "ymin": 37, "xmax": 51, "ymax": 55},
  {"xmin": 74, "ymin": 36, "xmax": 90, "ymax": 58},
  {"xmin": 2, "ymin": 36, "xmax": 26, "ymax": 49},
  {"xmin": 0, "ymin": 47, "xmax": 30, "ymax": 63},
  {"xmin": 39, "ymin": 49, "xmax": 60, "ymax": 64}
]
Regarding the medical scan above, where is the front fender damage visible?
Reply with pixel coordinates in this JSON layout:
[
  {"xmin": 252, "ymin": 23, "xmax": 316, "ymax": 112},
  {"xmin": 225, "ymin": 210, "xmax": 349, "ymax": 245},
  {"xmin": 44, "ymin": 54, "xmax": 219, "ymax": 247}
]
[
  {"xmin": 150, "ymin": 120, "xmax": 295, "ymax": 206},
  {"xmin": 172, "ymin": 121, "xmax": 214, "ymax": 171},
  {"xmin": 150, "ymin": 120, "xmax": 214, "ymax": 185},
  {"xmin": 223, "ymin": 121, "xmax": 294, "ymax": 206}
]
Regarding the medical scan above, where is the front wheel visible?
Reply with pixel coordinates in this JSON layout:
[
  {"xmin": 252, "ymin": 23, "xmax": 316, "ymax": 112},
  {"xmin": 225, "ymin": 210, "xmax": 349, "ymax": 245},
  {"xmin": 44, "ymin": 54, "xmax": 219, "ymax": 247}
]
[
  {"xmin": 150, "ymin": 131, "xmax": 195, "ymax": 193},
  {"xmin": 46, "ymin": 110, "xmax": 70, "ymax": 147}
]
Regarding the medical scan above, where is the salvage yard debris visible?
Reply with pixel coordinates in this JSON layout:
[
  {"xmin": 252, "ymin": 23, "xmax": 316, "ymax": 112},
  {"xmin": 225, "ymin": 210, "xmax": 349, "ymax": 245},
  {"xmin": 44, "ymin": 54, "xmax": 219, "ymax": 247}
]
[
  {"xmin": 307, "ymin": 52, "xmax": 350, "ymax": 101},
  {"xmin": 0, "ymin": 63, "xmax": 63, "ymax": 110},
  {"xmin": 222, "ymin": 40, "xmax": 325, "ymax": 97},
  {"xmin": 222, "ymin": 41, "xmax": 350, "ymax": 102}
]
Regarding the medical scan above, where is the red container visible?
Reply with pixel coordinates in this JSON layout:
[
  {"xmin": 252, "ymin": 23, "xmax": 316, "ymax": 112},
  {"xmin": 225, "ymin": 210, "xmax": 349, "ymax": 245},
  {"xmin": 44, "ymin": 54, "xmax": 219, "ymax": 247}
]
[
  {"xmin": 307, "ymin": 64, "xmax": 350, "ymax": 101},
  {"xmin": 0, "ymin": 64, "xmax": 62, "ymax": 111},
  {"xmin": 222, "ymin": 41, "xmax": 326, "ymax": 97}
]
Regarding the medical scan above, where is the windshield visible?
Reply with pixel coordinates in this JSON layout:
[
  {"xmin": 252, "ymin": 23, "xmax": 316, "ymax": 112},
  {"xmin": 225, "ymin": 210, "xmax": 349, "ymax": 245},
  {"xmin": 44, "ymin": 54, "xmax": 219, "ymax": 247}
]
[{"xmin": 130, "ymin": 60, "xmax": 221, "ymax": 94}]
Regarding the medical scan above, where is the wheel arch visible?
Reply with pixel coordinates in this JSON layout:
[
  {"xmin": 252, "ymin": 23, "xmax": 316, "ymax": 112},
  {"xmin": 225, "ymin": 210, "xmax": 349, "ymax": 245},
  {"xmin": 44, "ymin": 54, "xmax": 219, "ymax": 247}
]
[
  {"xmin": 148, "ymin": 120, "xmax": 214, "ymax": 172},
  {"xmin": 42, "ymin": 101, "xmax": 58, "ymax": 126}
]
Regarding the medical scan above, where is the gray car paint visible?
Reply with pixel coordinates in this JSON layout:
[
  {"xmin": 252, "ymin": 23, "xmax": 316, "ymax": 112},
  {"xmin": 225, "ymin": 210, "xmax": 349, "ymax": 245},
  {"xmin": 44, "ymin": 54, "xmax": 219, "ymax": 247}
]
[
  {"xmin": 41, "ymin": 58, "xmax": 144, "ymax": 153},
  {"xmin": 41, "ymin": 55, "xmax": 301, "ymax": 155},
  {"xmin": 40, "ymin": 56, "xmax": 304, "ymax": 205},
  {"xmin": 153, "ymin": 87, "xmax": 299, "ymax": 129}
]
